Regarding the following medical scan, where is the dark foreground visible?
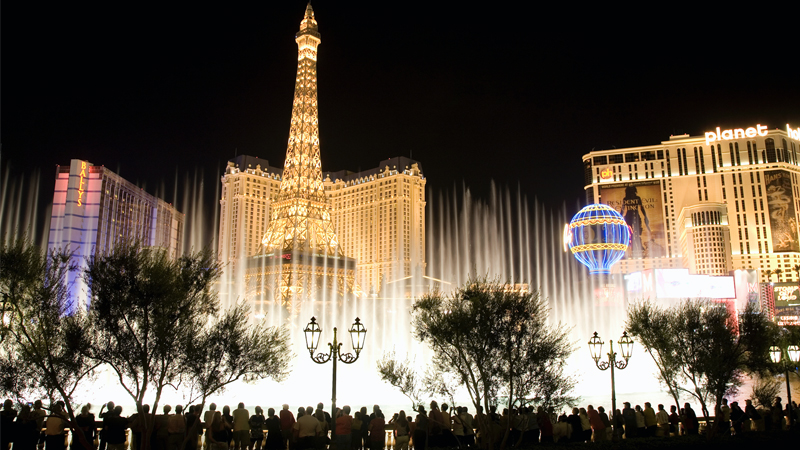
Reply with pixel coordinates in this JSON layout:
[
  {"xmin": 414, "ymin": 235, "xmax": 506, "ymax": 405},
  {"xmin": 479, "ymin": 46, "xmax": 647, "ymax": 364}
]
[{"xmin": 527, "ymin": 431, "xmax": 799, "ymax": 449}]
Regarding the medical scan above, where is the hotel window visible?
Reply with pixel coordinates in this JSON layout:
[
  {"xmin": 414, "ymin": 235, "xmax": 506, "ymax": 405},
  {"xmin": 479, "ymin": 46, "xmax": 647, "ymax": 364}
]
[
  {"xmin": 699, "ymin": 147, "xmax": 706, "ymax": 173},
  {"xmin": 682, "ymin": 148, "xmax": 689, "ymax": 174},
  {"xmin": 766, "ymin": 138, "xmax": 777, "ymax": 163},
  {"xmin": 735, "ymin": 142, "xmax": 741, "ymax": 165},
  {"xmin": 666, "ymin": 150, "xmax": 672, "ymax": 175},
  {"xmin": 694, "ymin": 147, "xmax": 701, "ymax": 174},
  {"xmin": 711, "ymin": 147, "xmax": 718, "ymax": 172}
]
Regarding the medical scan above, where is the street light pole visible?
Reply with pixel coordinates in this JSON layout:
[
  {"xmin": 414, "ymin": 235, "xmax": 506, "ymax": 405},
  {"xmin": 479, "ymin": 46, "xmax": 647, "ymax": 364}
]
[
  {"xmin": 304, "ymin": 317, "xmax": 367, "ymax": 447},
  {"xmin": 769, "ymin": 344, "xmax": 799, "ymax": 430},
  {"xmin": 588, "ymin": 331, "xmax": 633, "ymax": 414}
]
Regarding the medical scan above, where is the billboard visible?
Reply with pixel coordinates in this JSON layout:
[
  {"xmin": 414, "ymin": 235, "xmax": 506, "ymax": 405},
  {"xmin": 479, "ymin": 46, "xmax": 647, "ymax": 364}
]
[
  {"xmin": 732, "ymin": 269, "xmax": 760, "ymax": 311},
  {"xmin": 627, "ymin": 269, "xmax": 736, "ymax": 300},
  {"xmin": 654, "ymin": 269, "xmax": 735, "ymax": 299},
  {"xmin": 764, "ymin": 170, "xmax": 799, "ymax": 252},
  {"xmin": 600, "ymin": 181, "xmax": 665, "ymax": 259},
  {"xmin": 773, "ymin": 283, "xmax": 800, "ymax": 326}
]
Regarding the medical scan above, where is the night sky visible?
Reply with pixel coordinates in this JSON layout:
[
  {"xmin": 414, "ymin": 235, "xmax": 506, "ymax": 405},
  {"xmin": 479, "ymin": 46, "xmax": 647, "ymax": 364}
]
[{"xmin": 3, "ymin": 2, "xmax": 798, "ymax": 234}]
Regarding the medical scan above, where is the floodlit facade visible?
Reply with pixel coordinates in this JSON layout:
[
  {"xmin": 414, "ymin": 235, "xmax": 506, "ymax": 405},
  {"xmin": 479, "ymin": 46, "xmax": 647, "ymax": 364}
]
[
  {"xmin": 218, "ymin": 155, "xmax": 427, "ymax": 297},
  {"xmin": 582, "ymin": 123, "xmax": 800, "ymax": 282},
  {"xmin": 48, "ymin": 159, "xmax": 184, "ymax": 311},
  {"xmin": 325, "ymin": 156, "xmax": 426, "ymax": 294},
  {"xmin": 217, "ymin": 5, "xmax": 426, "ymax": 298}
]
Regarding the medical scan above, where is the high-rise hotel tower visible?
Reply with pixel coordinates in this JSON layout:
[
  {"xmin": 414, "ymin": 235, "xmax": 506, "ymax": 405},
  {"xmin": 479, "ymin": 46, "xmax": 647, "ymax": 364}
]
[
  {"xmin": 217, "ymin": 5, "xmax": 426, "ymax": 303},
  {"xmin": 48, "ymin": 159, "xmax": 184, "ymax": 311},
  {"xmin": 582, "ymin": 123, "xmax": 800, "ymax": 283}
]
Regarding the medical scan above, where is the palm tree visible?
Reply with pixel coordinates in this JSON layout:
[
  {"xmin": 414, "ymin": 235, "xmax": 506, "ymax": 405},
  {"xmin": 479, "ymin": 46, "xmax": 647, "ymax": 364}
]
[
  {"xmin": 775, "ymin": 268, "xmax": 783, "ymax": 282},
  {"xmin": 764, "ymin": 269, "xmax": 773, "ymax": 283},
  {"xmin": 793, "ymin": 264, "xmax": 800, "ymax": 284}
]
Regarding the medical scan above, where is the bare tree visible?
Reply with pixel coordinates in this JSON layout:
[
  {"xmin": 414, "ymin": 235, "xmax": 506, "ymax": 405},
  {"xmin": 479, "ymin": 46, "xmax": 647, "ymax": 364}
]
[{"xmin": 376, "ymin": 352, "xmax": 426, "ymax": 411}]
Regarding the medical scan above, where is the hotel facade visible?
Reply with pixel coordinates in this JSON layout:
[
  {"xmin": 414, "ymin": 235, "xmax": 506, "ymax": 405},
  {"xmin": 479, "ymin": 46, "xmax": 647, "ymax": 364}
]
[
  {"xmin": 216, "ymin": 5, "xmax": 426, "ymax": 299},
  {"xmin": 217, "ymin": 154, "xmax": 426, "ymax": 296},
  {"xmin": 582, "ymin": 123, "xmax": 800, "ymax": 283},
  {"xmin": 48, "ymin": 159, "xmax": 184, "ymax": 310}
]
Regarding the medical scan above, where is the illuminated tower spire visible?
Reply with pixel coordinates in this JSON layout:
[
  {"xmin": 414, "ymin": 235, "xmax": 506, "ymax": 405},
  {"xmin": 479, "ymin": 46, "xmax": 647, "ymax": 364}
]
[{"xmin": 262, "ymin": 3, "xmax": 343, "ymax": 257}]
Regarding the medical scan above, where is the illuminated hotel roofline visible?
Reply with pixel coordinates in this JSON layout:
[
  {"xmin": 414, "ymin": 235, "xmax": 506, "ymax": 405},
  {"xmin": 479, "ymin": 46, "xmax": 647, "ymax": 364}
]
[
  {"xmin": 579, "ymin": 121, "xmax": 800, "ymax": 284},
  {"xmin": 582, "ymin": 126, "xmax": 797, "ymax": 160}
]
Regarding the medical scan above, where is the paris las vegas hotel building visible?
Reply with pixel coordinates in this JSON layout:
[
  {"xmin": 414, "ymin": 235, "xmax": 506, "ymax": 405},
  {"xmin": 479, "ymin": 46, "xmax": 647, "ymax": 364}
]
[
  {"xmin": 216, "ymin": 154, "xmax": 426, "ymax": 296},
  {"xmin": 582, "ymin": 123, "xmax": 800, "ymax": 321}
]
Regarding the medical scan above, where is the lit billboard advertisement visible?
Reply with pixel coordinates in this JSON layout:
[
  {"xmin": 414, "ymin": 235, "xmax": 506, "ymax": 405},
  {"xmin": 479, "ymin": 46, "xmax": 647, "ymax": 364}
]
[
  {"xmin": 626, "ymin": 269, "xmax": 736, "ymax": 299},
  {"xmin": 764, "ymin": 170, "xmax": 800, "ymax": 252},
  {"xmin": 600, "ymin": 181, "xmax": 665, "ymax": 259},
  {"xmin": 732, "ymin": 269, "xmax": 760, "ymax": 311},
  {"xmin": 773, "ymin": 283, "xmax": 800, "ymax": 326}
]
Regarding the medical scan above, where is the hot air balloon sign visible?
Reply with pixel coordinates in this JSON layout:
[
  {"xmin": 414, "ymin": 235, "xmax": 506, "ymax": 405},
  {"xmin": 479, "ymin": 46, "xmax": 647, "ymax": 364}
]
[{"xmin": 565, "ymin": 204, "xmax": 630, "ymax": 274}]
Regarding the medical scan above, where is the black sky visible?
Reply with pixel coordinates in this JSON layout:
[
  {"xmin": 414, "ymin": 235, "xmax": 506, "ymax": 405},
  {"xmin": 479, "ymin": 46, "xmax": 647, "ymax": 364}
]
[{"xmin": 3, "ymin": 2, "xmax": 799, "ymax": 219}]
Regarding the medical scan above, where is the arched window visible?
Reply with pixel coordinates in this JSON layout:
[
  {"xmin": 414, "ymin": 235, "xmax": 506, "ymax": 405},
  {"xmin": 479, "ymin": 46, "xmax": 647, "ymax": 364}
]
[{"xmin": 765, "ymin": 138, "xmax": 776, "ymax": 163}]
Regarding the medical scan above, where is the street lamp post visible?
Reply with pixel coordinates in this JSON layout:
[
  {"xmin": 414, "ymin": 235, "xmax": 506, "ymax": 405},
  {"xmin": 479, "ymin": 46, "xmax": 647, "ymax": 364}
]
[
  {"xmin": 304, "ymin": 316, "xmax": 367, "ymax": 447},
  {"xmin": 588, "ymin": 331, "xmax": 634, "ymax": 414},
  {"xmin": 769, "ymin": 344, "xmax": 799, "ymax": 430}
]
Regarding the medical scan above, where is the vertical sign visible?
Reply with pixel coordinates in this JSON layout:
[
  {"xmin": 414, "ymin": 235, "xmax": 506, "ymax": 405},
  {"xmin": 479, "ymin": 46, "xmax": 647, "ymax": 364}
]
[
  {"xmin": 764, "ymin": 170, "xmax": 799, "ymax": 252},
  {"xmin": 77, "ymin": 161, "xmax": 87, "ymax": 207}
]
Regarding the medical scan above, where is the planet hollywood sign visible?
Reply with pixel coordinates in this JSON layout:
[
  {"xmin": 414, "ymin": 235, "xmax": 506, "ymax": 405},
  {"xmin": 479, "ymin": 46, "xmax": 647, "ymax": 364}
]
[
  {"xmin": 704, "ymin": 123, "xmax": 800, "ymax": 145},
  {"xmin": 704, "ymin": 124, "xmax": 768, "ymax": 145},
  {"xmin": 787, "ymin": 124, "xmax": 800, "ymax": 141}
]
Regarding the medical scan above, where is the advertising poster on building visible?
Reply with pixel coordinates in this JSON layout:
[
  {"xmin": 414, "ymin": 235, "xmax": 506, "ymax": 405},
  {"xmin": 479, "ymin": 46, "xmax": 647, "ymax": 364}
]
[
  {"xmin": 600, "ymin": 181, "xmax": 665, "ymax": 259},
  {"xmin": 772, "ymin": 283, "xmax": 800, "ymax": 326},
  {"xmin": 764, "ymin": 170, "xmax": 799, "ymax": 252}
]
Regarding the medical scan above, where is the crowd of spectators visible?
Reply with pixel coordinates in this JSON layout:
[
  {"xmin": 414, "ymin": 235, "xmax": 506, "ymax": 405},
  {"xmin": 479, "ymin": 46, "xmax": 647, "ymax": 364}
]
[{"xmin": 1, "ymin": 396, "xmax": 798, "ymax": 450}]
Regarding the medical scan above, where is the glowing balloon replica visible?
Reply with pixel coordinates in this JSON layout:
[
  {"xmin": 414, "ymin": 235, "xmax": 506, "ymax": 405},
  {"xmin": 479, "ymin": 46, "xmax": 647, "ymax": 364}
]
[{"xmin": 566, "ymin": 204, "xmax": 630, "ymax": 274}]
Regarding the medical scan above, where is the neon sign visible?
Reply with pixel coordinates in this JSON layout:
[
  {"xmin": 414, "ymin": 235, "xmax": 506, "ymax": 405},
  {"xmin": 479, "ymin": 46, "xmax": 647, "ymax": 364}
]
[
  {"xmin": 77, "ymin": 161, "xmax": 87, "ymax": 207},
  {"xmin": 787, "ymin": 124, "xmax": 800, "ymax": 141},
  {"xmin": 705, "ymin": 124, "xmax": 767, "ymax": 145},
  {"xmin": 600, "ymin": 168, "xmax": 613, "ymax": 180}
]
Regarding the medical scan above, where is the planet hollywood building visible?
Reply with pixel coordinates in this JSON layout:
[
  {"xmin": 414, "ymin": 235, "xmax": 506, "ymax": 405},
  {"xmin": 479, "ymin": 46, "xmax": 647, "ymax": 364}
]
[{"xmin": 582, "ymin": 124, "xmax": 800, "ymax": 325}]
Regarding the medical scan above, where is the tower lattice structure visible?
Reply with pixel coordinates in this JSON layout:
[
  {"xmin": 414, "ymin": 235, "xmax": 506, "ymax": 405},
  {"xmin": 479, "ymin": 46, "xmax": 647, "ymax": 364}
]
[
  {"xmin": 261, "ymin": 3, "xmax": 342, "ymax": 257},
  {"xmin": 244, "ymin": 4, "xmax": 360, "ymax": 310}
]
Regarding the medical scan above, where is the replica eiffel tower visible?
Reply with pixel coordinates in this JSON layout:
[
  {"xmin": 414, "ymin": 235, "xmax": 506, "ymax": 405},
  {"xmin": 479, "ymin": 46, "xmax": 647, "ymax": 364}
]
[{"xmin": 245, "ymin": 3, "xmax": 361, "ymax": 312}]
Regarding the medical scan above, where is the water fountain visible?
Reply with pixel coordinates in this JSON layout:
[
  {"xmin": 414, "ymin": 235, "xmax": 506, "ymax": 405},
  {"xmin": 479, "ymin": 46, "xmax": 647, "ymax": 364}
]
[{"xmin": 1, "ymin": 162, "xmax": 668, "ymax": 411}]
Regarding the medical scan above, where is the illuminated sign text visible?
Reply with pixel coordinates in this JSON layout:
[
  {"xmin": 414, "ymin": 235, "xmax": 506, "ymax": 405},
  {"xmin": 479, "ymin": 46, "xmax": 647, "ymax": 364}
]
[
  {"xmin": 788, "ymin": 124, "xmax": 800, "ymax": 141},
  {"xmin": 600, "ymin": 168, "xmax": 613, "ymax": 180},
  {"xmin": 704, "ymin": 124, "xmax": 767, "ymax": 145},
  {"xmin": 77, "ymin": 161, "xmax": 87, "ymax": 207}
]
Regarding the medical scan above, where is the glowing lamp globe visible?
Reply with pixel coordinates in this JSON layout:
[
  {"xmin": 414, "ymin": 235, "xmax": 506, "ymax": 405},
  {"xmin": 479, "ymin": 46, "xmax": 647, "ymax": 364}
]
[{"xmin": 566, "ymin": 204, "xmax": 630, "ymax": 274}]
